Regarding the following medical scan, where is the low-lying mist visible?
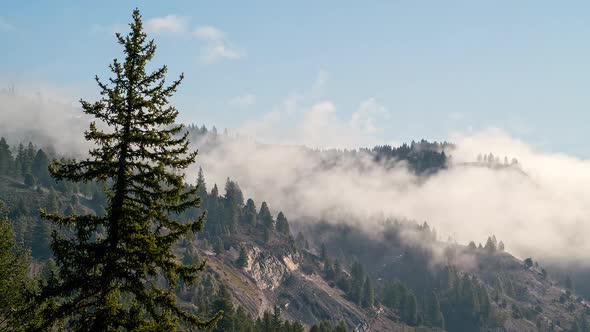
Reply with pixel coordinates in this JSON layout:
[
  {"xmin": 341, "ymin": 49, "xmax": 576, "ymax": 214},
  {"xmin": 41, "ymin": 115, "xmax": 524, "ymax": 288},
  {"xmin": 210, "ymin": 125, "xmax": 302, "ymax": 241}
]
[
  {"xmin": 195, "ymin": 132, "xmax": 590, "ymax": 266},
  {"xmin": 2, "ymin": 91, "xmax": 590, "ymax": 265}
]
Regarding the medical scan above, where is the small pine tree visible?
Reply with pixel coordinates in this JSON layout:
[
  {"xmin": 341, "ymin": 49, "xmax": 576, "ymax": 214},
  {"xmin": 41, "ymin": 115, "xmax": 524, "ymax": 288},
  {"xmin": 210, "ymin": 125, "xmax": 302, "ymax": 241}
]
[
  {"xmin": 32, "ymin": 149, "xmax": 52, "ymax": 187},
  {"xmin": 426, "ymin": 290, "xmax": 445, "ymax": 329},
  {"xmin": 259, "ymin": 201, "xmax": 273, "ymax": 228},
  {"xmin": 350, "ymin": 261, "xmax": 365, "ymax": 304},
  {"xmin": 23, "ymin": 173, "xmax": 36, "ymax": 188},
  {"xmin": 236, "ymin": 245, "xmax": 248, "ymax": 268},
  {"xmin": 362, "ymin": 277, "xmax": 374, "ymax": 307},
  {"xmin": 275, "ymin": 211, "xmax": 290, "ymax": 235},
  {"xmin": 242, "ymin": 198, "xmax": 257, "ymax": 226},
  {"xmin": 0, "ymin": 137, "xmax": 14, "ymax": 175},
  {"xmin": 272, "ymin": 305, "xmax": 283, "ymax": 330},
  {"xmin": 404, "ymin": 292, "xmax": 418, "ymax": 326},
  {"xmin": 196, "ymin": 166, "xmax": 208, "ymax": 199},
  {"xmin": 182, "ymin": 246, "xmax": 201, "ymax": 266},
  {"xmin": 484, "ymin": 236, "xmax": 496, "ymax": 253},
  {"xmin": 46, "ymin": 189, "xmax": 60, "ymax": 213},
  {"xmin": 214, "ymin": 236, "xmax": 224, "ymax": 255}
]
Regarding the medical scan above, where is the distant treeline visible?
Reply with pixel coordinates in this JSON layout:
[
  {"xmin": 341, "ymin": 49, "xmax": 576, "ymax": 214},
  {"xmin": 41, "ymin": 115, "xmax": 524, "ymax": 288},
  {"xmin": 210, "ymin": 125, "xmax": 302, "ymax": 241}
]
[{"xmin": 186, "ymin": 125, "xmax": 451, "ymax": 175}]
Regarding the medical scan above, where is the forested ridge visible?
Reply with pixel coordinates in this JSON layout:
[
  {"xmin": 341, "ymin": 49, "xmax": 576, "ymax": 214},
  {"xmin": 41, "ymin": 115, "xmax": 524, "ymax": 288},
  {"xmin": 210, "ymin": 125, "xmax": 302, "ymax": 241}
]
[
  {"xmin": 2, "ymin": 129, "xmax": 589, "ymax": 331},
  {"xmin": 1, "ymin": 8, "xmax": 589, "ymax": 332}
]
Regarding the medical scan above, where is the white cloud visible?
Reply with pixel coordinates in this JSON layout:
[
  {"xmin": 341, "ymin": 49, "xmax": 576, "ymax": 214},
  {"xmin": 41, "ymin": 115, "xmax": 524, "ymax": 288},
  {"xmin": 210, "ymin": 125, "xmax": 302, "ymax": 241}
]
[
  {"xmin": 194, "ymin": 25, "xmax": 243, "ymax": 64},
  {"xmin": 351, "ymin": 98, "xmax": 389, "ymax": 134},
  {"xmin": 229, "ymin": 94, "xmax": 257, "ymax": 107},
  {"xmin": 235, "ymin": 74, "xmax": 391, "ymax": 149},
  {"xmin": 237, "ymin": 98, "xmax": 390, "ymax": 149},
  {"xmin": 0, "ymin": 17, "xmax": 15, "ymax": 32},
  {"xmin": 93, "ymin": 18, "xmax": 245, "ymax": 64},
  {"xmin": 194, "ymin": 25, "xmax": 224, "ymax": 40},
  {"xmin": 145, "ymin": 15, "xmax": 188, "ymax": 34}
]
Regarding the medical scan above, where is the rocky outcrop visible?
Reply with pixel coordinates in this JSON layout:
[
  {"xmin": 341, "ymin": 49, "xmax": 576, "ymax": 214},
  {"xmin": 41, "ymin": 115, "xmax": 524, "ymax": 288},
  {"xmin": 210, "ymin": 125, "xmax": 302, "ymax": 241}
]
[{"xmin": 245, "ymin": 245, "xmax": 296, "ymax": 290}]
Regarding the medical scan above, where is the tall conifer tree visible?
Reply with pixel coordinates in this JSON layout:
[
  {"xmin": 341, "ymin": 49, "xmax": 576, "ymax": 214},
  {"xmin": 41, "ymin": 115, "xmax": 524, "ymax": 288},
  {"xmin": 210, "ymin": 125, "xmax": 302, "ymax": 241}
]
[{"xmin": 35, "ymin": 9, "xmax": 219, "ymax": 331}]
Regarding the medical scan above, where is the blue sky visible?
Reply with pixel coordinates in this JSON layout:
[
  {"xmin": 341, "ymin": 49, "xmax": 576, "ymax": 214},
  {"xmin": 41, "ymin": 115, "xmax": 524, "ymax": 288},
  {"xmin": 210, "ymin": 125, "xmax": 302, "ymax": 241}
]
[{"xmin": 2, "ymin": 1, "xmax": 590, "ymax": 155}]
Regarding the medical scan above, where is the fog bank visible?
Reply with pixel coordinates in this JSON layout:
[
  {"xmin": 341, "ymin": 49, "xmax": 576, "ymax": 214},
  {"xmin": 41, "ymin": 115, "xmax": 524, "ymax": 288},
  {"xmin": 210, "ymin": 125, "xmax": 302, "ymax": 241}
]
[
  {"xmin": 2, "ymin": 91, "xmax": 590, "ymax": 264},
  {"xmin": 195, "ymin": 129, "xmax": 590, "ymax": 264}
]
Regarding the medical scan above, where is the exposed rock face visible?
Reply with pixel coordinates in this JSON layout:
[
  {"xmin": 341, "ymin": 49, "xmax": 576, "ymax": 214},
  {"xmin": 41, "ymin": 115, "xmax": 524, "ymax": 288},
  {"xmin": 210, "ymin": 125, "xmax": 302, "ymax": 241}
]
[{"xmin": 245, "ymin": 245, "xmax": 294, "ymax": 290}]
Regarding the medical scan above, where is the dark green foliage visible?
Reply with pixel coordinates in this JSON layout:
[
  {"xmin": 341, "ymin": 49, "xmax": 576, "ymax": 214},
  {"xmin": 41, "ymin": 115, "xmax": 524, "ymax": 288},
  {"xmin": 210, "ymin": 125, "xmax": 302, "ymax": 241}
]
[
  {"xmin": 206, "ymin": 186, "xmax": 224, "ymax": 235},
  {"xmin": 45, "ymin": 189, "xmax": 60, "ymax": 214},
  {"xmin": 182, "ymin": 246, "xmax": 200, "ymax": 266},
  {"xmin": 478, "ymin": 285, "xmax": 491, "ymax": 321},
  {"xmin": 33, "ymin": 9, "xmax": 218, "ymax": 331},
  {"xmin": 382, "ymin": 280, "xmax": 408, "ymax": 310},
  {"xmin": 29, "ymin": 219, "xmax": 51, "ymax": 260},
  {"xmin": 259, "ymin": 201, "xmax": 273, "ymax": 228},
  {"xmin": 272, "ymin": 305, "xmax": 283, "ymax": 330},
  {"xmin": 424, "ymin": 291, "xmax": 445, "ymax": 329},
  {"xmin": 214, "ymin": 236, "xmax": 224, "ymax": 255},
  {"xmin": 183, "ymin": 278, "xmax": 304, "ymax": 332},
  {"xmin": 361, "ymin": 276, "xmax": 374, "ymax": 307},
  {"xmin": 276, "ymin": 211, "xmax": 290, "ymax": 235},
  {"xmin": 524, "ymin": 258, "xmax": 533, "ymax": 269},
  {"xmin": 0, "ymin": 137, "xmax": 14, "ymax": 175},
  {"xmin": 211, "ymin": 183, "xmax": 219, "ymax": 198},
  {"xmin": 242, "ymin": 198, "xmax": 257, "ymax": 226},
  {"xmin": 223, "ymin": 178, "xmax": 243, "ymax": 232},
  {"xmin": 440, "ymin": 273, "xmax": 492, "ymax": 331},
  {"xmin": 0, "ymin": 204, "xmax": 36, "ymax": 330},
  {"xmin": 32, "ymin": 149, "xmax": 52, "ymax": 187},
  {"xmin": 13, "ymin": 143, "xmax": 37, "ymax": 179},
  {"xmin": 196, "ymin": 167, "xmax": 207, "ymax": 199},
  {"xmin": 9, "ymin": 198, "xmax": 29, "ymax": 220},
  {"xmin": 23, "ymin": 173, "xmax": 35, "ymax": 188},
  {"xmin": 41, "ymin": 258, "xmax": 59, "ymax": 287},
  {"xmin": 309, "ymin": 321, "xmax": 347, "ymax": 332},
  {"xmin": 224, "ymin": 178, "xmax": 244, "ymax": 208},
  {"xmin": 484, "ymin": 236, "xmax": 496, "ymax": 253},
  {"xmin": 370, "ymin": 140, "xmax": 449, "ymax": 175},
  {"xmin": 235, "ymin": 245, "xmax": 248, "ymax": 268},
  {"xmin": 403, "ymin": 291, "xmax": 418, "ymax": 326},
  {"xmin": 234, "ymin": 307, "xmax": 254, "ymax": 331},
  {"xmin": 212, "ymin": 285, "xmax": 235, "ymax": 332},
  {"xmin": 324, "ymin": 258, "xmax": 335, "ymax": 280},
  {"xmin": 350, "ymin": 260, "xmax": 365, "ymax": 304}
]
